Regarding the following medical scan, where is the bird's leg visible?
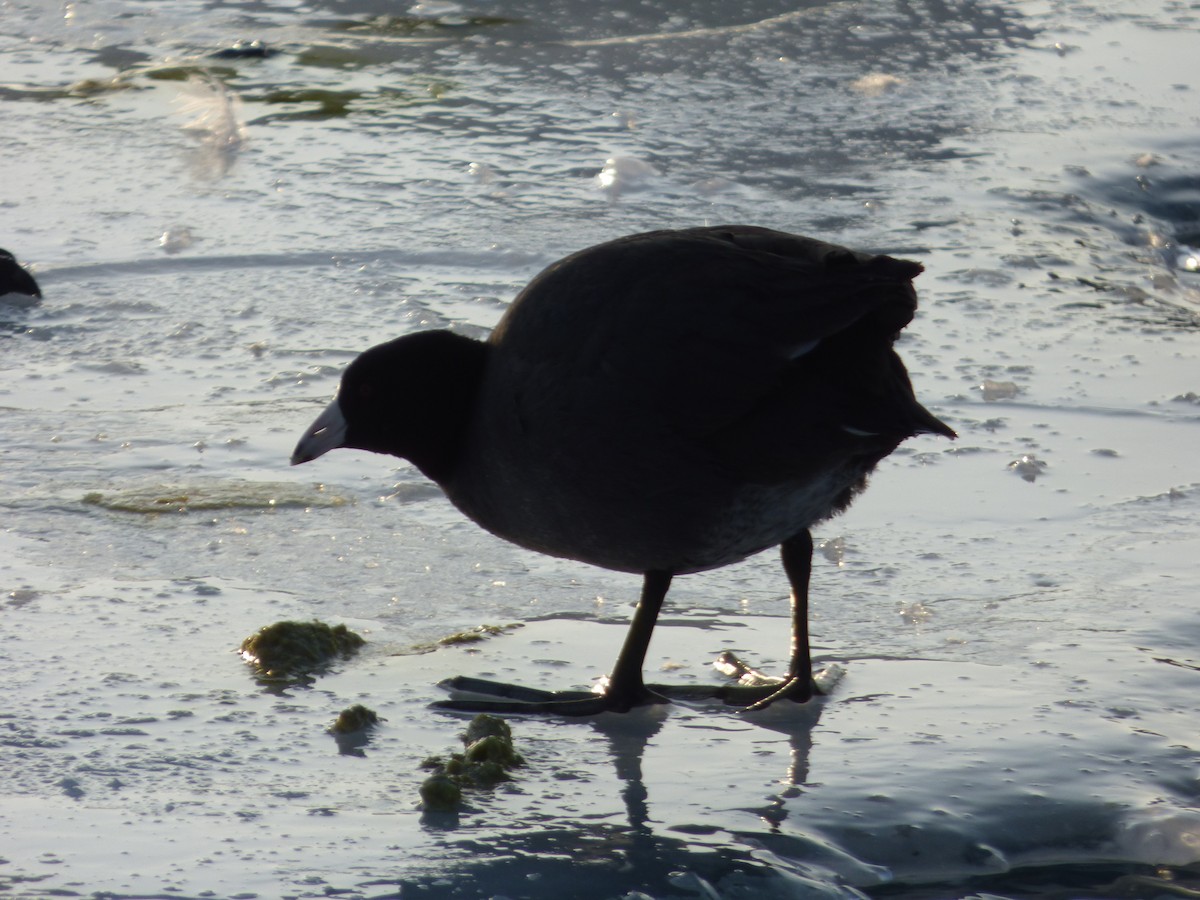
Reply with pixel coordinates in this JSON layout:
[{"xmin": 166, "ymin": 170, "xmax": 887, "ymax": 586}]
[
  {"xmin": 738, "ymin": 529, "xmax": 822, "ymax": 710},
  {"xmin": 433, "ymin": 571, "xmax": 674, "ymax": 716},
  {"xmin": 653, "ymin": 530, "xmax": 823, "ymax": 710},
  {"xmin": 599, "ymin": 570, "xmax": 673, "ymax": 708}
]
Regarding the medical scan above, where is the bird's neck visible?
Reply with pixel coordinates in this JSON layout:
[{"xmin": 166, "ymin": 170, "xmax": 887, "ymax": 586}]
[{"xmin": 406, "ymin": 335, "xmax": 489, "ymax": 485}]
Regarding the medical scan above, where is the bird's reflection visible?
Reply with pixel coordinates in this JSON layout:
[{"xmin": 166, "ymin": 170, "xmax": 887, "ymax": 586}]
[{"xmin": 410, "ymin": 665, "xmax": 835, "ymax": 898}]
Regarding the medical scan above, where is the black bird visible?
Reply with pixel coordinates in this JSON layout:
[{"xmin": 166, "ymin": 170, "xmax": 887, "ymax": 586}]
[
  {"xmin": 0, "ymin": 249, "xmax": 41, "ymax": 302},
  {"xmin": 292, "ymin": 225, "xmax": 955, "ymax": 715}
]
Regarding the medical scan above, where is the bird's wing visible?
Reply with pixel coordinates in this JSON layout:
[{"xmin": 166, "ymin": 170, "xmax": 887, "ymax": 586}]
[
  {"xmin": 496, "ymin": 225, "xmax": 916, "ymax": 429},
  {"xmin": 487, "ymin": 225, "xmax": 945, "ymax": 494}
]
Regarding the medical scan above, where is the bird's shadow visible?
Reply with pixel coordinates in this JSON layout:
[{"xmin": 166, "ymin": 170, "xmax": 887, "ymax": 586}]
[{"xmin": 410, "ymin": 688, "xmax": 834, "ymax": 897}]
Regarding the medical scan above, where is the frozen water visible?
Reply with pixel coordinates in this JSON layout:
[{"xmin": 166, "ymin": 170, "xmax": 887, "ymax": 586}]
[{"xmin": 2, "ymin": 0, "xmax": 1200, "ymax": 897}]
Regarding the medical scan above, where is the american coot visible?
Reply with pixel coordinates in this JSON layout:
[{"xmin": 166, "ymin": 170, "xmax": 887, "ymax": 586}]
[
  {"xmin": 0, "ymin": 249, "xmax": 41, "ymax": 301},
  {"xmin": 292, "ymin": 225, "xmax": 955, "ymax": 715}
]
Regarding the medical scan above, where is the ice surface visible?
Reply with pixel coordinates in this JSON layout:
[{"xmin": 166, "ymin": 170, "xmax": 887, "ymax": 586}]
[{"xmin": 2, "ymin": 0, "xmax": 1200, "ymax": 897}]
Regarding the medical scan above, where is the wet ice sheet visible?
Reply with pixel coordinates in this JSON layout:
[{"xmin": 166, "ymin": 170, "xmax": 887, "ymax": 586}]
[
  {"xmin": 3, "ymin": 0, "xmax": 1200, "ymax": 897},
  {"xmin": 4, "ymin": 510, "xmax": 1200, "ymax": 898}
]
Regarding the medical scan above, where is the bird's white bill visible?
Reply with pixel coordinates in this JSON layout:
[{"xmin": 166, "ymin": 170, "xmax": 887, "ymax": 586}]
[{"xmin": 291, "ymin": 397, "xmax": 348, "ymax": 465}]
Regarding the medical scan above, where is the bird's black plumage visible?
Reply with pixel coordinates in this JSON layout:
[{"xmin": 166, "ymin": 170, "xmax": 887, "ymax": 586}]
[
  {"xmin": 293, "ymin": 225, "xmax": 955, "ymax": 714},
  {"xmin": 0, "ymin": 249, "xmax": 41, "ymax": 302}
]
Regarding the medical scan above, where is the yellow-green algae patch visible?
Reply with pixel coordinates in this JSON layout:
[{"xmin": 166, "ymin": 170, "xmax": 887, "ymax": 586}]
[
  {"xmin": 418, "ymin": 715, "xmax": 523, "ymax": 812},
  {"xmin": 436, "ymin": 623, "xmax": 517, "ymax": 645},
  {"xmin": 240, "ymin": 620, "xmax": 365, "ymax": 683},
  {"xmin": 403, "ymin": 623, "xmax": 522, "ymax": 655},
  {"xmin": 328, "ymin": 704, "xmax": 381, "ymax": 735},
  {"xmin": 83, "ymin": 480, "xmax": 347, "ymax": 514},
  {"xmin": 326, "ymin": 14, "xmax": 520, "ymax": 38}
]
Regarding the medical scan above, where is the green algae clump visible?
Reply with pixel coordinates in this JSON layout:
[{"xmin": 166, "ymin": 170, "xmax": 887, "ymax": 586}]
[
  {"xmin": 240, "ymin": 620, "xmax": 365, "ymax": 683},
  {"xmin": 329, "ymin": 704, "xmax": 381, "ymax": 735},
  {"xmin": 418, "ymin": 714, "xmax": 523, "ymax": 811},
  {"xmin": 418, "ymin": 774, "xmax": 462, "ymax": 812}
]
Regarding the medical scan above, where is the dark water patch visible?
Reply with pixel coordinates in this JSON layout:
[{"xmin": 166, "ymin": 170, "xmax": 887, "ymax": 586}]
[
  {"xmin": 319, "ymin": 13, "xmax": 521, "ymax": 37},
  {"xmin": 1085, "ymin": 160, "xmax": 1200, "ymax": 247},
  {"xmin": 449, "ymin": 0, "xmax": 1037, "ymax": 59},
  {"xmin": 209, "ymin": 39, "xmax": 279, "ymax": 60},
  {"xmin": 1060, "ymin": 148, "xmax": 1200, "ymax": 278},
  {"xmin": 992, "ymin": 158, "xmax": 1200, "ymax": 330},
  {"xmin": 86, "ymin": 45, "xmax": 156, "ymax": 70},
  {"xmin": 868, "ymin": 862, "xmax": 1191, "ymax": 900},
  {"xmin": 244, "ymin": 81, "xmax": 455, "ymax": 122},
  {"xmin": 249, "ymin": 86, "xmax": 366, "ymax": 121},
  {"xmin": 393, "ymin": 821, "xmax": 841, "ymax": 899}
]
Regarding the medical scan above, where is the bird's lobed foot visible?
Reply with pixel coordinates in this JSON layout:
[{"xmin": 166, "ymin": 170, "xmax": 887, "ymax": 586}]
[
  {"xmin": 433, "ymin": 660, "xmax": 841, "ymax": 716},
  {"xmin": 433, "ymin": 675, "xmax": 668, "ymax": 716},
  {"xmin": 648, "ymin": 650, "xmax": 839, "ymax": 711},
  {"xmin": 645, "ymin": 677, "xmax": 819, "ymax": 710},
  {"xmin": 737, "ymin": 675, "xmax": 818, "ymax": 711}
]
